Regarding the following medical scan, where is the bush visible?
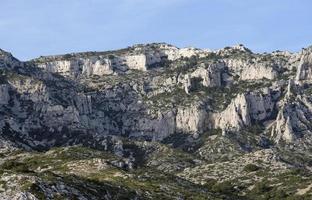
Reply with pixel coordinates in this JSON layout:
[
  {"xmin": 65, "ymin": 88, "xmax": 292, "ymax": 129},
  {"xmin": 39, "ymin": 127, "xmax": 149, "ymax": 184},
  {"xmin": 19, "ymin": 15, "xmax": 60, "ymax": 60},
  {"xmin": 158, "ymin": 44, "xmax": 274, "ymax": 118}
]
[
  {"xmin": 63, "ymin": 54, "xmax": 72, "ymax": 60},
  {"xmin": 252, "ymin": 181, "xmax": 272, "ymax": 194},
  {"xmin": 0, "ymin": 160, "xmax": 32, "ymax": 173},
  {"xmin": 203, "ymin": 178, "xmax": 218, "ymax": 190},
  {"xmin": 212, "ymin": 180, "xmax": 235, "ymax": 195},
  {"xmin": 108, "ymin": 54, "xmax": 115, "ymax": 59},
  {"xmin": 244, "ymin": 164, "xmax": 260, "ymax": 172}
]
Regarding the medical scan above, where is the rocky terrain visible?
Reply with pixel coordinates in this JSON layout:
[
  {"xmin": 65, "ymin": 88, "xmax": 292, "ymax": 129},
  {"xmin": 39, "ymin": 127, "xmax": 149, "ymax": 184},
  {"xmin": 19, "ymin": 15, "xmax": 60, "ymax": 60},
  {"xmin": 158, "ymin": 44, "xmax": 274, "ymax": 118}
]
[{"xmin": 0, "ymin": 43, "xmax": 312, "ymax": 199}]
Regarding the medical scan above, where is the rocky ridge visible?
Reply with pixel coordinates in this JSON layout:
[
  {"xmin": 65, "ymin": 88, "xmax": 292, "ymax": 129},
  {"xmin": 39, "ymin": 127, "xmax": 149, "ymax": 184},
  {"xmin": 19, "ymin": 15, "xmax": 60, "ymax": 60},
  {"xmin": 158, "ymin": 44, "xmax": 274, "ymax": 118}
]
[{"xmin": 0, "ymin": 43, "xmax": 312, "ymax": 199}]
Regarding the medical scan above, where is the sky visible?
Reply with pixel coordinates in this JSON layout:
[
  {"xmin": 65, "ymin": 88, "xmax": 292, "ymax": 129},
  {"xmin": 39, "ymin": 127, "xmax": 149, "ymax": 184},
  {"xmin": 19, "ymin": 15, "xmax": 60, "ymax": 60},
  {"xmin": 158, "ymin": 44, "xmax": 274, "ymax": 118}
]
[{"xmin": 0, "ymin": 0, "xmax": 311, "ymax": 61}]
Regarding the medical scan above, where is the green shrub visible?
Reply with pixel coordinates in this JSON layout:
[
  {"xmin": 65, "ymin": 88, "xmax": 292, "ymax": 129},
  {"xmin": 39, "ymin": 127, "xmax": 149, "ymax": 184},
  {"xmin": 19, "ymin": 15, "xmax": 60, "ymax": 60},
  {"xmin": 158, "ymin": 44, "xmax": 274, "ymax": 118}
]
[
  {"xmin": 108, "ymin": 54, "xmax": 115, "ymax": 59},
  {"xmin": 212, "ymin": 180, "xmax": 235, "ymax": 195},
  {"xmin": 252, "ymin": 180, "xmax": 272, "ymax": 194},
  {"xmin": 0, "ymin": 160, "xmax": 32, "ymax": 173},
  {"xmin": 203, "ymin": 178, "xmax": 218, "ymax": 190},
  {"xmin": 244, "ymin": 164, "xmax": 260, "ymax": 172}
]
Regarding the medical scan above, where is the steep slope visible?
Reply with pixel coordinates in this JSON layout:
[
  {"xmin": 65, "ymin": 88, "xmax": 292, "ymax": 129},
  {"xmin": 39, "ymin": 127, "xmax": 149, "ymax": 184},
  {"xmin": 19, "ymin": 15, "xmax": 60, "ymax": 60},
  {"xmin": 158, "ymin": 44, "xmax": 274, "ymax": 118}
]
[{"xmin": 0, "ymin": 43, "xmax": 312, "ymax": 199}]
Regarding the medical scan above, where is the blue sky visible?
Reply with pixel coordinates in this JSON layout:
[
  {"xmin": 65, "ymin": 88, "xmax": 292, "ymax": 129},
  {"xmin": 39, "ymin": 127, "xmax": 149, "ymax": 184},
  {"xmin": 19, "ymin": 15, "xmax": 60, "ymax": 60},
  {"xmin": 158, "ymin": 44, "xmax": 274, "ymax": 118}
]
[{"xmin": 0, "ymin": 0, "xmax": 311, "ymax": 60}]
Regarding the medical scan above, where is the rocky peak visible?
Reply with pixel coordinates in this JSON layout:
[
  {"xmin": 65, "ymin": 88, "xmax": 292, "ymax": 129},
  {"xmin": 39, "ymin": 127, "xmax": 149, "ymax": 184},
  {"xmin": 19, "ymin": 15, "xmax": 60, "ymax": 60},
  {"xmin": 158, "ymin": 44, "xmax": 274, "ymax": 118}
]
[
  {"xmin": 216, "ymin": 44, "xmax": 253, "ymax": 55},
  {"xmin": 232, "ymin": 44, "xmax": 253, "ymax": 53},
  {"xmin": 0, "ymin": 48, "xmax": 21, "ymax": 68},
  {"xmin": 0, "ymin": 48, "xmax": 12, "ymax": 58}
]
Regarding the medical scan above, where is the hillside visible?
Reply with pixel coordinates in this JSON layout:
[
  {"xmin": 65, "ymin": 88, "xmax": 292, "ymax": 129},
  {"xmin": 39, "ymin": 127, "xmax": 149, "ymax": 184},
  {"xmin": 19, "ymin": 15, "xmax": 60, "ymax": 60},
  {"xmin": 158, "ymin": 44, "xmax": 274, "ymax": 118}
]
[{"xmin": 0, "ymin": 43, "xmax": 312, "ymax": 199}]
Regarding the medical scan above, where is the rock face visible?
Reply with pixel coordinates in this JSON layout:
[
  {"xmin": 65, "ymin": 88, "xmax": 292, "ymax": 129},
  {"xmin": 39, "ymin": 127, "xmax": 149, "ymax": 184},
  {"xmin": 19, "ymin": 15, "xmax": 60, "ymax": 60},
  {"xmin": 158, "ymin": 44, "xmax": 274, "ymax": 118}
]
[
  {"xmin": 213, "ymin": 88, "xmax": 279, "ymax": 133},
  {"xmin": 1, "ymin": 43, "xmax": 312, "ymax": 200},
  {"xmin": 156, "ymin": 44, "xmax": 210, "ymax": 61},
  {"xmin": 176, "ymin": 103, "xmax": 208, "ymax": 134},
  {"xmin": 246, "ymin": 88, "xmax": 279, "ymax": 121},
  {"xmin": 296, "ymin": 47, "xmax": 312, "ymax": 81},
  {"xmin": 271, "ymin": 96, "xmax": 312, "ymax": 143},
  {"xmin": 272, "ymin": 108, "xmax": 295, "ymax": 143},
  {"xmin": 0, "ymin": 42, "xmax": 312, "ymax": 151},
  {"xmin": 33, "ymin": 44, "xmax": 213, "ymax": 78},
  {"xmin": 140, "ymin": 111, "xmax": 176, "ymax": 141},
  {"xmin": 36, "ymin": 57, "xmax": 114, "ymax": 77},
  {"xmin": 82, "ymin": 58, "xmax": 113, "ymax": 76},
  {"xmin": 183, "ymin": 63, "xmax": 225, "ymax": 94},
  {"xmin": 213, "ymin": 94, "xmax": 251, "ymax": 133},
  {"xmin": 33, "ymin": 45, "xmax": 171, "ymax": 77},
  {"xmin": 37, "ymin": 60, "xmax": 79, "ymax": 76},
  {"xmin": 35, "ymin": 55, "xmax": 146, "ymax": 77},
  {"xmin": 190, "ymin": 63, "xmax": 223, "ymax": 87},
  {"xmin": 222, "ymin": 57, "xmax": 278, "ymax": 80},
  {"xmin": 124, "ymin": 54, "xmax": 148, "ymax": 71}
]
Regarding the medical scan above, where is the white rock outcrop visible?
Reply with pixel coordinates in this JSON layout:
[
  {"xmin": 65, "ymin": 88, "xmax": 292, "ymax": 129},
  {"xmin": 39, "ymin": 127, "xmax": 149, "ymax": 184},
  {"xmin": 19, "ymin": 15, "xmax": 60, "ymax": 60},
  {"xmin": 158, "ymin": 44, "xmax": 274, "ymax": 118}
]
[
  {"xmin": 224, "ymin": 59, "xmax": 277, "ymax": 80},
  {"xmin": 271, "ymin": 96, "xmax": 312, "ymax": 143},
  {"xmin": 38, "ymin": 57, "xmax": 114, "ymax": 77},
  {"xmin": 190, "ymin": 63, "xmax": 223, "ymax": 87},
  {"xmin": 37, "ymin": 53, "xmax": 163, "ymax": 76},
  {"xmin": 184, "ymin": 74, "xmax": 192, "ymax": 94},
  {"xmin": 213, "ymin": 88, "xmax": 279, "ymax": 133},
  {"xmin": 82, "ymin": 58, "xmax": 113, "ymax": 76},
  {"xmin": 272, "ymin": 110, "xmax": 295, "ymax": 143},
  {"xmin": 135, "ymin": 111, "xmax": 176, "ymax": 141},
  {"xmin": 295, "ymin": 47, "xmax": 312, "ymax": 81},
  {"xmin": 246, "ymin": 90, "xmax": 276, "ymax": 121},
  {"xmin": 159, "ymin": 45, "xmax": 210, "ymax": 61},
  {"xmin": 176, "ymin": 104, "xmax": 208, "ymax": 134},
  {"xmin": 124, "ymin": 54, "xmax": 147, "ymax": 71},
  {"xmin": 37, "ymin": 60, "xmax": 80, "ymax": 77},
  {"xmin": 182, "ymin": 63, "xmax": 224, "ymax": 94},
  {"xmin": 213, "ymin": 94, "xmax": 250, "ymax": 133}
]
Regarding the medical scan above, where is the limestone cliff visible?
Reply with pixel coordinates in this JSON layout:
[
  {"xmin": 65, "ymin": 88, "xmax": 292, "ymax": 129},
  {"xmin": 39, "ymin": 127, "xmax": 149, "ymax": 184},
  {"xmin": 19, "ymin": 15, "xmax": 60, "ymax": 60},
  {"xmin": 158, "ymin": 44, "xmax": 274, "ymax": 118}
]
[
  {"xmin": 1, "ymin": 43, "xmax": 312, "ymax": 200},
  {"xmin": 296, "ymin": 46, "xmax": 312, "ymax": 81},
  {"xmin": 0, "ymin": 43, "xmax": 312, "ymax": 150}
]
